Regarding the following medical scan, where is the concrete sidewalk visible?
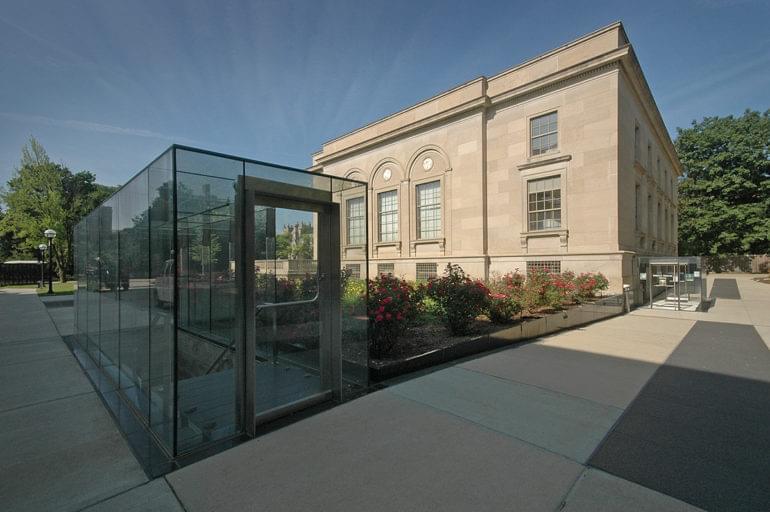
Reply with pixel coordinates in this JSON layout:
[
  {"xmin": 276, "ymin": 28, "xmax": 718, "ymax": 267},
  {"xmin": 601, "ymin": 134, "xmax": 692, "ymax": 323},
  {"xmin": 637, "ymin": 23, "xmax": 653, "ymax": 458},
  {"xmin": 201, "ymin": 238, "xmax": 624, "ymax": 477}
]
[
  {"xmin": 166, "ymin": 274, "xmax": 770, "ymax": 511},
  {"xmin": 4, "ymin": 274, "xmax": 769, "ymax": 511},
  {"xmin": 0, "ymin": 287, "xmax": 182, "ymax": 512}
]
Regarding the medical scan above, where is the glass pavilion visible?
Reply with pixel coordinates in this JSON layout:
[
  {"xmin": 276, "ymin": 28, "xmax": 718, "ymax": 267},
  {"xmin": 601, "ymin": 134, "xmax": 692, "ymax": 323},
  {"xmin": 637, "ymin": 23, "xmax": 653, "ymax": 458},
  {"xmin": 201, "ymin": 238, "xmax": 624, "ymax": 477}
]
[{"xmin": 73, "ymin": 146, "xmax": 368, "ymax": 473}]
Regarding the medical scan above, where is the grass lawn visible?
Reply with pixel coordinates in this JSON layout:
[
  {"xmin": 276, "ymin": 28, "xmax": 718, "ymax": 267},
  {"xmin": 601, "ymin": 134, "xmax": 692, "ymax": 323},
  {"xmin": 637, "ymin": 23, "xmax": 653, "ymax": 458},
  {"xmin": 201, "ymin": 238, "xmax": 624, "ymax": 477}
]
[{"xmin": 1, "ymin": 282, "xmax": 75, "ymax": 296}]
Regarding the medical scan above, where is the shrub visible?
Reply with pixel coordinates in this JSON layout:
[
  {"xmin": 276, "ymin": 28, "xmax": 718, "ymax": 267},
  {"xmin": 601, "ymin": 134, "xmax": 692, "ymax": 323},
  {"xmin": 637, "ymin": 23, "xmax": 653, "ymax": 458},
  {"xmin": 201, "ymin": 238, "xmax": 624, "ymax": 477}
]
[
  {"xmin": 487, "ymin": 272, "xmax": 524, "ymax": 323},
  {"xmin": 425, "ymin": 263, "xmax": 488, "ymax": 335},
  {"xmin": 367, "ymin": 273, "xmax": 417, "ymax": 357},
  {"xmin": 551, "ymin": 271, "xmax": 577, "ymax": 305},
  {"xmin": 521, "ymin": 268, "xmax": 554, "ymax": 311},
  {"xmin": 574, "ymin": 272, "xmax": 609, "ymax": 300},
  {"xmin": 342, "ymin": 277, "xmax": 367, "ymax": 316}
]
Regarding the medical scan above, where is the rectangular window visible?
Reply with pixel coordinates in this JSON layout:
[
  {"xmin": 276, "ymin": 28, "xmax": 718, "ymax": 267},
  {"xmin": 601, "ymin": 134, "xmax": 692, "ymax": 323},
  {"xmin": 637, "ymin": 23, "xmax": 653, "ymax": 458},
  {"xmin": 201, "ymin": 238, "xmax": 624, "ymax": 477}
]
[
  {"xmin": 527, "ymin": 260, "xmax": 561, "ymax": 274},
  {"xmin": 416, "ymin": 262, "xmax": 438, "ymax": 280},
  {"xmin": 416, "ymin": 181, "xmax": 441, "ymax": 239},
  {"xmin": 664, "ymin": 207, "xmax": 669, "ymax": 242},
  {"xmin": 647, "ymin": 143, "xmax": 652, "ymax": 170},
  {"xmin": 635, "ymin": 184, "xmax": 641, "ymax": 231},
  {"xmin": 344, "ymin": 263, "xmax": 361, "ymax": 280},
  {"xmin": 527, "ymin": 176, "xmax": 561, "ymax": 231},
  {"xmin": 377, "ymin": 190, "xmax": 398, "ymax": 242},
  {"xmin": 346, "ymin": 197, "xmax": 365, "ymax": 245},
  {"xmin": 634, "ymin": 124, "xmax": 641, "ymax": 162},
  {"xmin": 530, "ymin": 112, "xmax": 558, "ymax": 156},
  {"xmin": 657, "ymin": 202, "xmax": 662, "ymax": 239},
  {"xmin": 377, "ymin": 263, "xmax": 394, "ymax": 276},
  {"xmin": 647, "ymin": 194, "xmax": 653, "ymax": 235}
]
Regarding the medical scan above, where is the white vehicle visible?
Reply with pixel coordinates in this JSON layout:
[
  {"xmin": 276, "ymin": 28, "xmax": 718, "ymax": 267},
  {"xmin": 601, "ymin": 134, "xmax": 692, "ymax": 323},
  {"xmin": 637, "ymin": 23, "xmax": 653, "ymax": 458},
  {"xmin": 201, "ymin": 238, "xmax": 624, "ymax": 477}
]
[{"xmin": 155, "ymin": 259, "xmax": 174, "ymax": 305}]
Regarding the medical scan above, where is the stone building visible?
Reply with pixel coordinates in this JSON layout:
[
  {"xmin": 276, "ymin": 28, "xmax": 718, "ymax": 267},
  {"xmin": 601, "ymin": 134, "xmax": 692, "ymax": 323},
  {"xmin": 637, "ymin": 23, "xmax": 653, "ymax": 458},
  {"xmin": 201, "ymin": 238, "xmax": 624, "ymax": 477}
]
[{"xmin": 311, "ymin": 22, "xmax": 680, "ymax": 294}]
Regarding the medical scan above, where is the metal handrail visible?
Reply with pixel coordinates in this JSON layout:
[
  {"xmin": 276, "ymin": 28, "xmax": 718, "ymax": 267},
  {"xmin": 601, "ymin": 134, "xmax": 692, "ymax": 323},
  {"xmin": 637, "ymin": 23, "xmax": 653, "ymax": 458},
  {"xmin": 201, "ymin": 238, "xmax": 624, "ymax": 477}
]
[
  {"xmin": 256, "ymin": 294, "xmax": 319, "ymax": 365},
  {"xmin": 204, "ymin": 294, "xmax": 320, "ymax": 375}
]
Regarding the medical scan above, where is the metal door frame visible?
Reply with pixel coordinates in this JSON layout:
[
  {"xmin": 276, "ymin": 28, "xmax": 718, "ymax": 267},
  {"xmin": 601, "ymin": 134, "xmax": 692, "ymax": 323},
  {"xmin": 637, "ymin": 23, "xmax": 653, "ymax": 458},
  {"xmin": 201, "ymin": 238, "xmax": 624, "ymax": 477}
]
[{"xmin": 234, "ymin": 175, "xmax": 341, "ymax": 438}]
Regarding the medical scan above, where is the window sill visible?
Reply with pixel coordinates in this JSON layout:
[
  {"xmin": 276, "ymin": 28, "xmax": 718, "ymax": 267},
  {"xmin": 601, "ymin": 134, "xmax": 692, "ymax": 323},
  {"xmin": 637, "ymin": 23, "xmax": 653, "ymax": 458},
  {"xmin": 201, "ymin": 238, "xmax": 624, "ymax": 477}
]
[
  {"xmin": 409, "ymin": 238, "xmax": 446, "ymax": 256},
  {"xmin": 518, "ymin": 153, "xmax": 571, "ymax": 171},
  {"xmin": 372, "ymin": 241, "xmax": 401, "ymax": 257},
  {"xmin": 520, "ymin": 229, "xmax": 568, "ymax": 250},
  {"xmin": 344, "ymin": 243, "xmax": 366, "ymax": 250}
]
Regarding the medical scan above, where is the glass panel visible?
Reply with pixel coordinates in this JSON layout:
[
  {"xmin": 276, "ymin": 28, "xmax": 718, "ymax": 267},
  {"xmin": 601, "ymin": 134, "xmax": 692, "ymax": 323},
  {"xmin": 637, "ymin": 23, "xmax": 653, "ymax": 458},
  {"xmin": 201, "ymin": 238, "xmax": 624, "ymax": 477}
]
[
  {"xmin": 98, "ymin": 197, "xmax": 120, "ymax": 393},
  {"xmin": 148, "ymin": 152, "xmax": 175, "ymax": 450},
  {"xmin": 175, "ymin": 149, "xmax": 238, "ymax": 453},
  {"xmin": 254, "ymin": 202, "xmax": 325, "ymax": 416},
  {"xmin": 115, "ymin": 172, "xmax": 151, "ymax": 417}
]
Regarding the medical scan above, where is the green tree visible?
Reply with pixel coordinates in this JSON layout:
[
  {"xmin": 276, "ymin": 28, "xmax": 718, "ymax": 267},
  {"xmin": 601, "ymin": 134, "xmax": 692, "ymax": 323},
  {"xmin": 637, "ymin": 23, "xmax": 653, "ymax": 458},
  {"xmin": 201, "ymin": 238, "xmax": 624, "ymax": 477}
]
[
  {"xmin": 675, "ymin": 109, "xmax": 770, "ymax": 255},
  {"xmin": 0, "ymin": 137, "xmax": 115, "ymax": 280},
  {"xmin": 275, "ymin": 222, "xmax": 313, "ymax": 260}
]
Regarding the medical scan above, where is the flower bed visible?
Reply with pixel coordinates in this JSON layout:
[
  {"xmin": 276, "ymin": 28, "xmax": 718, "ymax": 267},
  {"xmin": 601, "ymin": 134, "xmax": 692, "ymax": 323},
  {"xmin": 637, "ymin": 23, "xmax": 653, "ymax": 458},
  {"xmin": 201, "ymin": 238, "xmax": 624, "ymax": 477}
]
[{"xmin": 356, "ymin": 263, "xmax": 620, "ymax": 381}]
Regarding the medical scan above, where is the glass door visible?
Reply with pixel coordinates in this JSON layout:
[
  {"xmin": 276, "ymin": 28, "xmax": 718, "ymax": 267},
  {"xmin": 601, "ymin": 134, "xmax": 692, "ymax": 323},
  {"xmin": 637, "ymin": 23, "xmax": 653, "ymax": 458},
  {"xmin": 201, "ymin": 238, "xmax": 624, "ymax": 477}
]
[{"xmin": 251, "ymin": 198, "xmax": 334, "ymax": 424}]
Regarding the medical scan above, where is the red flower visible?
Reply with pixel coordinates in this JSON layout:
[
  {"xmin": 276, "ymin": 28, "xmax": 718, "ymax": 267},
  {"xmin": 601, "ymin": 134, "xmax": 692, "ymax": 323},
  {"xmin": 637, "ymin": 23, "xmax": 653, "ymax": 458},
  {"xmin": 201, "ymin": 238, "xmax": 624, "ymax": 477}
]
[
  {"xmin": 375, "ymin": 314, "xmax": 383, "ymax": 322},
  {"xmin": 385, "ymin": 312, "xmax": 392, "ymax": 320}
]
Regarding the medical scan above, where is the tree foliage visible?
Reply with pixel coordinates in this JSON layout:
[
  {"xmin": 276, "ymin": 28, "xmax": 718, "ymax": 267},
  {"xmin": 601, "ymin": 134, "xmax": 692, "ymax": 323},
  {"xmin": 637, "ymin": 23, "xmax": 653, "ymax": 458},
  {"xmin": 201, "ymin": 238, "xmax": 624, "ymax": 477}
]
[
  {"xmin": 675, "ymin": 109, "xmax": 770, "ymax": 255},
  {"xmin": 0, "ymin": 137, "xmax": 116, "ymax": 279}
]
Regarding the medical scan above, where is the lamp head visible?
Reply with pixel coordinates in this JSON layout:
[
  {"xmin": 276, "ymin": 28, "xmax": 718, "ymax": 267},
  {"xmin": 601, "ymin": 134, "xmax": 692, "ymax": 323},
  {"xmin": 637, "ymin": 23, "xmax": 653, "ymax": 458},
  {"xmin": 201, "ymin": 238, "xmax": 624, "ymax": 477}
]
[
  {"xmin": 38, "ymin": 243, "xmax": 48, "ymax": 251},
  {"xmin": 44, "ymin": 229, "xmax": 57, "ymax": 239}
]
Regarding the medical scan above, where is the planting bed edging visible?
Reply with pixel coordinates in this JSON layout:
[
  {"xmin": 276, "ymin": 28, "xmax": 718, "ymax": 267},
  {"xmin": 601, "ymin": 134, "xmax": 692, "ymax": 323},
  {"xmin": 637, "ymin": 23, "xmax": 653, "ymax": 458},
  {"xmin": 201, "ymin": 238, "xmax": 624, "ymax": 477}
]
[{"xmin": 370, "ymin": 295, "xmax": 625, "ymax": 382}]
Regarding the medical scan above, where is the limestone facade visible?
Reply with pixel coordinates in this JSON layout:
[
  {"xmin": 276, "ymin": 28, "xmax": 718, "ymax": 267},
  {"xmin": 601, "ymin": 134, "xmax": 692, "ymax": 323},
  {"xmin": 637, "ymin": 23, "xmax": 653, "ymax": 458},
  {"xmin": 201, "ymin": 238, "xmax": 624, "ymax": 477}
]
[{"xmin": 313, "ymin": 22, "xmax": 681, "ymax": 295}]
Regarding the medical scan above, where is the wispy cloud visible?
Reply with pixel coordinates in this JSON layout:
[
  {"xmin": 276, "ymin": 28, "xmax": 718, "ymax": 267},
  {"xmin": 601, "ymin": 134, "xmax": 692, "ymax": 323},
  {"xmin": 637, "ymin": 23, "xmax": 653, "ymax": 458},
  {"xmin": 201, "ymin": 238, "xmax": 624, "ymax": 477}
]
[{"xmin": 0, "ymin": 112, "xmax": 199, "ymax": 145}]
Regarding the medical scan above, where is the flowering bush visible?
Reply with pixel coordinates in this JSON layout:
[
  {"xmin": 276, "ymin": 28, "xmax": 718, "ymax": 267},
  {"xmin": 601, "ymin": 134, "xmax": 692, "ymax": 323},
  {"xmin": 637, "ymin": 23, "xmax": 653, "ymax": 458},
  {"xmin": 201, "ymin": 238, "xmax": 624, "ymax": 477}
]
[
  {"xmin": 551, "ymin": 271, "xmax": 577, "ymax": 305},
  {"xmin": 425, "ymin": 263, "xmax": 488, "ymax": 334},
  {"xmin": 367, "ymin": 273, "xmax": 417, "ymax": 357},
  {"xmin": 574, "ymin": 272, "xmax": 609, "ymax": 299},
  {"xmin": 486, "ymin": 272, "xmax": 524, "ymax": 323}
]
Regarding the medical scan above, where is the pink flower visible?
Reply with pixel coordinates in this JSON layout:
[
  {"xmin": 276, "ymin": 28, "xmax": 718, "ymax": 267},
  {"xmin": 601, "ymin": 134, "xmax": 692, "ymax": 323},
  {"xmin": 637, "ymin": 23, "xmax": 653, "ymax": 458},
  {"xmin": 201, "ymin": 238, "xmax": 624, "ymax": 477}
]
[
  {"xmin": 385, "ymin": 313, "xmax": 392, "ymax": 320},
  {"xmin": 375, "ymin": 314, "xmax": 383, "ymax": 322},
  {"xmin": 377, "ymin": 305, "xmax": 385, "ymax": 314}
]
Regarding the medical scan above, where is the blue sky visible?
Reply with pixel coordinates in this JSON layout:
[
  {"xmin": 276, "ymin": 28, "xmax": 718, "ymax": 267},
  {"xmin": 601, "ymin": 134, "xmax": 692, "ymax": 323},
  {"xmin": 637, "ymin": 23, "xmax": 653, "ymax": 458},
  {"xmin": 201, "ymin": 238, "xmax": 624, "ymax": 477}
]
[{"xmin": 1, "ymin": 0, "xmax": 768, "ymax": 188}]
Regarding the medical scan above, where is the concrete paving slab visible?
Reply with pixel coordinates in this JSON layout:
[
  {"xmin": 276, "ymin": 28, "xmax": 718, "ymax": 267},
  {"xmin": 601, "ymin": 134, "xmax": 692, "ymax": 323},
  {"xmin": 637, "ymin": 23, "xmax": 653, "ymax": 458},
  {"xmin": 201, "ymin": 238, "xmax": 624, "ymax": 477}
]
[
  {"xmin": 536, "ymin": 330, "xmax": 679, "ymax": 364},
  {"xmin": 0, "ymin": 288, "xmax": 60, "ymax": 342},
  {"xmin": 561, "ymin": 469, "xmax": 703, "ymax": 511},
  {"xmin": 0, "ymin": 352, "xmax": 94, "ymax": 411},
  {"xmin": 460, "ymin": 343, "xmax": 659, "ymax": 409},
  {"xmin": 81, "ymin": 479, "xmax": 184, "ymax": 512},
  {"xmin": 589, "ymin": 321, "xmax": 770, "ymax": 511},
  {"xmin": 0, "ymin": 393, "xmax": 147, "ymax": 512},
  {"xmin": 0, "ymin": 336, "xmax": 71, "ymax": 366},
  {"xmin": 756, "ymin": 324, "xmax": 770, "ymax": 350},
  {"xmin": 167, "ymin": 391, "xmax": 584, "ymax": 512},
  {"xmin": 388, "ymin": 366, "xmax": 622, "ymax": 462}
]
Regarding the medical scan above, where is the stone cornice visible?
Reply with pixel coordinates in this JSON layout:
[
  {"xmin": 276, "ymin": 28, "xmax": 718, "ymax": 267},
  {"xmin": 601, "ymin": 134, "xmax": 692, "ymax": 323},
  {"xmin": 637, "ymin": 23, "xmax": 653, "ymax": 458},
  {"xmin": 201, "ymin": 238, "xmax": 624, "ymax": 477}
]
[
  {"xmin": 314, "ymin": 96, "xmax": 490, "ymax": 165},
  {"xmin": 315, "ymin": 52, "xmax": 626, "ymax": 166}
]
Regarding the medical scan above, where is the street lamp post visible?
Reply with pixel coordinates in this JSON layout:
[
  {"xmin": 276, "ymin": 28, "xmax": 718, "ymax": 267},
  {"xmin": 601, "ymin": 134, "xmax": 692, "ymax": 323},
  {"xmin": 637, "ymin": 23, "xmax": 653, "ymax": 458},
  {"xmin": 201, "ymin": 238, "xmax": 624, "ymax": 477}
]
[
  {"xmin": 37, "ymin": 243, "xmax": 48, "ymax": 288},
  {"xmin": 44, "ymin": 229, "xmax": 56, "ymax": 295}
]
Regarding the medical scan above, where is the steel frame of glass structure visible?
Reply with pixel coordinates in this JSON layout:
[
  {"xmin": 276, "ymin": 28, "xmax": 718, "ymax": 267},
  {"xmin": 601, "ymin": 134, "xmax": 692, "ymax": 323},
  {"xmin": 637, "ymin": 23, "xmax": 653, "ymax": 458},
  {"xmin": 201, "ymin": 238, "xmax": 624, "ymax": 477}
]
[
  {"xmin": 638, "ymin": 256, "xmax": 706, "ymax": 311},
  {"xmin": 73, "ymin": 145, "xmax": 368, "ymax": 473}
]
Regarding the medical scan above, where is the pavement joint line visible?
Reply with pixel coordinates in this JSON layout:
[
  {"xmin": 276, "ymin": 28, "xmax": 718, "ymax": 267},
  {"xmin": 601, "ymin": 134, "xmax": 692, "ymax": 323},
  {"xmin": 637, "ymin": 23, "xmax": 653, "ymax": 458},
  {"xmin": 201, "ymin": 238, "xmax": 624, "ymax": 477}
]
[
  {"xmin": 384, "ymin": 386, "xmax": 587, "ymax": 465},
  {"xmin": 164, "ymin": 475, "xmax": 192, "ymax": 512},
  {"xmin": 554, "ymin": 466, "xmax": 590, "ymax": 511},
  {"xmin": 450, "ymin": 366, "xmax": 624, "ymax": 413},
  {"xmin": 0, "ymin": 335, "xmax": 70, "ymax": 346},
  {"xmin": 0, "ymin": 389, "xmax": 96, "ymax": 415},
  {"xmin": 72, "ymin": 478, "xmax": 155, "ymax": 512},
  {"xmin": 0, "ymin": 352, "xmax": 75, "ymax": 368}
]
